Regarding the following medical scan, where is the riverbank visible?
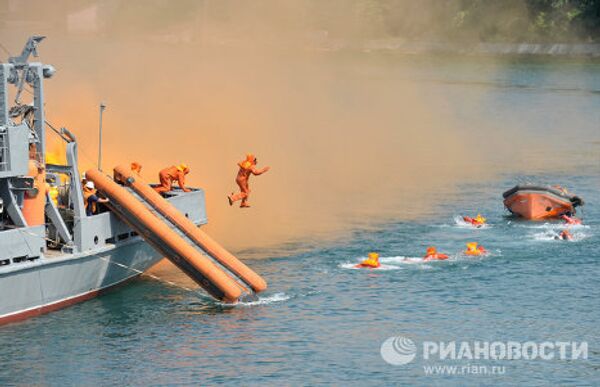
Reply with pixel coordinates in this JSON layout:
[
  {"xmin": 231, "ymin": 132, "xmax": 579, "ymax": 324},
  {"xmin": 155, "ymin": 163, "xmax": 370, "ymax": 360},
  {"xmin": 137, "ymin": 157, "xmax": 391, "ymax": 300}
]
[{"xmin": 317, "ymin": 38, "xmax": 600, "ymax": 58}]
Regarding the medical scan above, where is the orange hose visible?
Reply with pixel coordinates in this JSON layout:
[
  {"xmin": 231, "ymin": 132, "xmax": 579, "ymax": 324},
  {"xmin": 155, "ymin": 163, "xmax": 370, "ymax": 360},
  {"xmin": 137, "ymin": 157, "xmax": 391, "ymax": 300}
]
[
  {"xmin": 86, "ymin": 169, "xmax": 244, "ymax": 303},
  {"xmin": 22, "ymin": 160, "xmax": 46, "ymax": 226},
  {"xmin": 114, "ymin": 164, "xmax": 267, "ymax": 293}
]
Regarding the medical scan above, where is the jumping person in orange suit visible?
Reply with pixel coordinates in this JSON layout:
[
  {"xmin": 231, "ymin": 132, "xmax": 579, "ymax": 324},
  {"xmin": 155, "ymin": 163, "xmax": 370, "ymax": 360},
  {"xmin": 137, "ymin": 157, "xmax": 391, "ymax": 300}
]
[
  {"xmin": 154, "ymin": 163, "xmax": 191, "ymax": 194},
  {"xmin": 228, "ymin": 154, "xmax": 270, "ymax": 208},
  {"xmin": 83, "ymin": 181, "xmax": 109, "ymax": 216}
]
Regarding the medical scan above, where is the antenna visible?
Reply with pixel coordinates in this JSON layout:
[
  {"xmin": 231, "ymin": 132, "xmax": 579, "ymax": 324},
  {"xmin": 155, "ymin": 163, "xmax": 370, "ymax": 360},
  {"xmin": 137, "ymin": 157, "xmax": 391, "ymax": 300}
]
[
  {"xmin": 9, "ymin": 35, "xmax": 45, "ymax": 67},
  {"xmin": 98, "ymin": 102, "xmax": 106, "ymax": 171}
]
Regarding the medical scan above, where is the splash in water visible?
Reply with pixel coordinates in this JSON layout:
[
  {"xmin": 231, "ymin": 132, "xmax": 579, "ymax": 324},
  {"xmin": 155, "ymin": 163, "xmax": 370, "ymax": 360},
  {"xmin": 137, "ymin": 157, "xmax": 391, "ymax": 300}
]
[
  {"xmin": 453, "ymin": 216, "xmax": 491, "ymax": 229},
  {"xmin": 532, "ymin": 231, "xmax": 589, "ymax": 242}
]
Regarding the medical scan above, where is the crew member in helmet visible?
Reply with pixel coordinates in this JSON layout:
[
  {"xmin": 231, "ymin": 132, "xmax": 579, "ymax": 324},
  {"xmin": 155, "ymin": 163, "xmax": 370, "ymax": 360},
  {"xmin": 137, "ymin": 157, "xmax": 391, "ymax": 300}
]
[
  {"xmin": 154, "ymin": 163, "xmax": 191, "ymax": 194},
  {"xmin": 83, "ymin": 181, "xmax": 109, "ymax": 216}
]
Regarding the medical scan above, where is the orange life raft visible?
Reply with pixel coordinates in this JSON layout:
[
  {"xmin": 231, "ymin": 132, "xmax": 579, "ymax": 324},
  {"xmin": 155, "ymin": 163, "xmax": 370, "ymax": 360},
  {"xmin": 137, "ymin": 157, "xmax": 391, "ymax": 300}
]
[{"xmin": 503, "ymin": 184, "xmax": 583, "ymax": 220}]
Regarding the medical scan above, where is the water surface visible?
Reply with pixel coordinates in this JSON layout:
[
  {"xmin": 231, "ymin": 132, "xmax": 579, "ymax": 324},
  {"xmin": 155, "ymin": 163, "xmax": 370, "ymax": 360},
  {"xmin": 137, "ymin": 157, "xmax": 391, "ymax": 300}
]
[{"xmin": 0, "ymin": 55, "xmax": 598, "ymax": 386}]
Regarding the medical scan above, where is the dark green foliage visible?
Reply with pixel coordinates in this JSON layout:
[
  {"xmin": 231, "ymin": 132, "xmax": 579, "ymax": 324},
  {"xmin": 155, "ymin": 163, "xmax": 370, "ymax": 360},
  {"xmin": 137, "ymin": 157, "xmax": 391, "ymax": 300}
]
[
  {"xmin": 310, "ymin": 0, "xmax": 600, "ymax": 42},
  {"xmin": 98, "ymin": 0, "xmax": 600, "ymax": 43}
]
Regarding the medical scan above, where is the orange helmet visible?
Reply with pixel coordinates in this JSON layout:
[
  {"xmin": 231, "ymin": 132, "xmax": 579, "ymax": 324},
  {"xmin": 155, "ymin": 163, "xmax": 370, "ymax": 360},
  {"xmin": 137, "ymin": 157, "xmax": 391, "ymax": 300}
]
[
  {"xmin": 466, "ymin": 242, "xmax": 478, "ymax": 251},
  {"xmin": 131, "ymin": 161, "xmax": 142, "ymax": 173},
  {"xmin": 426, "ymin": 246, "xmax": 437, "ymax": 255},
  {"xmin": 239, "ymin": 154, "xmax": 256, "ymax": 170},
  {"xmin": 368, "ymin": 252, "xmax": 379, "ymax": 261}
]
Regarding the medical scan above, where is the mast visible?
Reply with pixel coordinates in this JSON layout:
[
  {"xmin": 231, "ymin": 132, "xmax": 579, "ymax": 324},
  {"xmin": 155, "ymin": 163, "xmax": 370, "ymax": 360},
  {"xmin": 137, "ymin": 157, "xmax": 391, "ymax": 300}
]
[
  {"xmin": 7, "ymin": 36, "xmax": 55, "ymax": 161},
  {"xmin": 98, "ymin": 102, "xmax": 105, "ymax": 171}
]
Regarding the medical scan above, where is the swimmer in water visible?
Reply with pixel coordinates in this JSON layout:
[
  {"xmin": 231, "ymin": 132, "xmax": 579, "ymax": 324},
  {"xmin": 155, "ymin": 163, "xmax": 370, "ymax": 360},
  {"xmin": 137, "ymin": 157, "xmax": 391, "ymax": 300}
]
[
  {"xmin": 355, "ymin": 252, "xmax": 381, "ymax": 269},
  {"xmin": 561, "ymin": 214, "xmax": 582, "ymax": 225},
  {"xmin": 464, "ymin": 242, "xmax": 487, "ymax": 256},
  {"xmin": 554, "ymin": 229, "xmax": 573, "ymax": 241},
  {"xmin": 423, "ymin": 246, "xmax": 449, "ymax": 261},
  {"xmin": 462, "ymin": 213, "xmax": 486, "ymax": 228}
]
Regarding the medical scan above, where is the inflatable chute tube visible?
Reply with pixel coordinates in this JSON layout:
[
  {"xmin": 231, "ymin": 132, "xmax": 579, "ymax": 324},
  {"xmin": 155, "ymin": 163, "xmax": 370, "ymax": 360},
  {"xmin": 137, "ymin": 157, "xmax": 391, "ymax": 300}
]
[
  {"xmin": 86, "ymin": 169, "xmax": 244, "ymax": 303},
  {"xmin": 113, "ymin": 164, "xmax": 267, "ymax": 293}
]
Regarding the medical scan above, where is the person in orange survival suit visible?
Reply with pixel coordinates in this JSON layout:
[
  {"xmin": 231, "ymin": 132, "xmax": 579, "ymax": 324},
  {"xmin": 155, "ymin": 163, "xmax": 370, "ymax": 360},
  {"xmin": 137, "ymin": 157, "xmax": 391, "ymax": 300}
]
[
  {"xmin": 423, "ymin": 246, "xmax": 449, "ymax": 261},
  {"xmin": 131, "ymin": 161, "xmax": 142, "ymax": 175},
  {"xmin": 561, "ymin": 214, "xmax": 582, "ymax": 225},
  {"xmin": 154, "ymin": 164, "xmax": 191, "ymax": 194},
  {"xmin": 355, "ymin": 252, "xmax": 381, "ymax": 269},
  {"xmin": 227, "ymin": 154, "xmax": 270, "ymax": 208},
  {"xmin": 464, "ymin": 242, "xmax": 487, "ymax": 256},
  {"xmin": 463, "ymin": 213, "xmax": 486, "ymax": 227},
  {"xmin": 115, "ymin": 162, "xmax": 143, "ymax": 183},
  {"xmin": 555, "ymin": 229, "xmax": 573, "ymax": 241}
]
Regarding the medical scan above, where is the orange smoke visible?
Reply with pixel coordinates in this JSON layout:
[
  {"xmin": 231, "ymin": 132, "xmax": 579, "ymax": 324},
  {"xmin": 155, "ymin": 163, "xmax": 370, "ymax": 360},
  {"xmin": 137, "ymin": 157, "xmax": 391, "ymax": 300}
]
[{"xmin": 1, "ymin": 5, "xmax": 581, "ymax": 256}]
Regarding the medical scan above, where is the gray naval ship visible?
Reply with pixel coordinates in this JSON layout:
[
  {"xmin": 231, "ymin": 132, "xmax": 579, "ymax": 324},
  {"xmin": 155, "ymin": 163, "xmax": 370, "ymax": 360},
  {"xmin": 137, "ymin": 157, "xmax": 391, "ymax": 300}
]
[{"xmin": 0, "ymin": 37, "xmax": 265, "ymax": 325}]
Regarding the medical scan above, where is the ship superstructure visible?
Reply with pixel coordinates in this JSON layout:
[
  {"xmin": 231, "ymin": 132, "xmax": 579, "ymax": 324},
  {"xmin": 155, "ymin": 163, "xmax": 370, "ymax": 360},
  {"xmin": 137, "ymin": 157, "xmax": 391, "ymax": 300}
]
[{"xmin": 0, "ymin": 37, "xmax": 265, "ymax": 325}]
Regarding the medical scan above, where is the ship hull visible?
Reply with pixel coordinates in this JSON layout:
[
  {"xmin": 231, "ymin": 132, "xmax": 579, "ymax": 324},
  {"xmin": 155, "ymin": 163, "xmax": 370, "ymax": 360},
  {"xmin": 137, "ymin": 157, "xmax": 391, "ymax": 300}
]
[
  {"xmin": 0, "ymin": 238, "xmax": 163, "ymax": 325},
  {"xmin": 0, "ymin": 187, "xmax": 207, "ymax": 326}
]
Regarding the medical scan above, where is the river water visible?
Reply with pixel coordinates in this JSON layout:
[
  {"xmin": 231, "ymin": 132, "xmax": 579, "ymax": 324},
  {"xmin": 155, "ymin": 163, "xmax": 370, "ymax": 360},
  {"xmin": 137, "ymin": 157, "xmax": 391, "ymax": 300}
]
[{"xmin": 0, "ymin": 54, "xmax": 599, "ymax": 386}]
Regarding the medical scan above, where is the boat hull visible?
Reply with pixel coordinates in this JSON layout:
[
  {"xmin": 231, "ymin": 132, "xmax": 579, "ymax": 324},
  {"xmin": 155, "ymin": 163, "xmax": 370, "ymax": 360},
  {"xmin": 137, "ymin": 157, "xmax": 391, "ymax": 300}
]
[
  {"xmin": 0, "ymin": 188, "xmax": 207, "ymax": 326},
  {"xmin": 503, "ymin": 191, "xmax": 574, "ymax": 220},
  {"xmin": 0, "ymin": 239, "xmax": 164, "ymax": 325}
]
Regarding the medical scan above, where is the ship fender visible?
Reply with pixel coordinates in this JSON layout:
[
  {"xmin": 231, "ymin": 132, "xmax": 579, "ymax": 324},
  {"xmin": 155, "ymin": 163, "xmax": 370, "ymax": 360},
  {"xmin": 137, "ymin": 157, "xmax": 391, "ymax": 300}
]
[{"xmin": 22, "ymin": 159, "xmax": 46, "ymax": 226}]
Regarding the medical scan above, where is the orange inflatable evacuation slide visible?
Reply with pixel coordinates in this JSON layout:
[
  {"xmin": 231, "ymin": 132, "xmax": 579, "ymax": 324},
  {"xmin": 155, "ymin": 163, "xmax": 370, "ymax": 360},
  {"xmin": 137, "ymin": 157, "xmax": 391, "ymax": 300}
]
[
  {"xmin": 86, "ymin": 168, "xmax": 266, "ymax": 303},
  {"xmin": 113, "ymin": 164, "xmax": 267, "ymax": 293}
]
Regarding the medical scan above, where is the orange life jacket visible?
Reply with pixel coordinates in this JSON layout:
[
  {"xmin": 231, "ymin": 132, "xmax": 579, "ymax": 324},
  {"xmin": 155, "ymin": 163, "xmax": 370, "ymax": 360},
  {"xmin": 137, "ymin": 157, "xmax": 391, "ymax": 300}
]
[
  {"xmin": 355, "ymin": 259, "xmax": 380, "ymax": 268},
  {"xmin": 465, "ymin": 242, "xmax": 486, "ymax": 256},
  {"xmin": 424, "ymin": 254, "xmax": 449, "ymax": 261}
]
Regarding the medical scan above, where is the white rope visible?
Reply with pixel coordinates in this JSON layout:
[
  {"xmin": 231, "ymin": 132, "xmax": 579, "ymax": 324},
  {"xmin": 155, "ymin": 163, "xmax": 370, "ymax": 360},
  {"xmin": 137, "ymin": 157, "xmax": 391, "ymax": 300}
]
[
  {"xmin": 95, "ymin": 255, "xmax": 194, "ymax": 292},
  {"xmin": 5, "ymin": 224, "xmax": 194, "ymax": 292}
]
